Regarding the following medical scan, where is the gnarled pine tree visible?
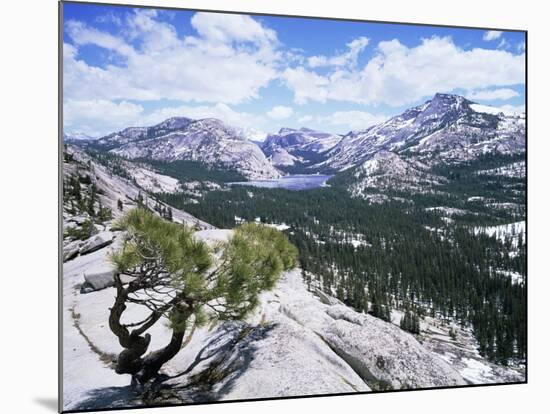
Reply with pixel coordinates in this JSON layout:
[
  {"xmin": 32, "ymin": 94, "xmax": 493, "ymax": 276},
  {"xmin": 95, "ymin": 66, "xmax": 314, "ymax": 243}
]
[{"xmin": 108, "ymin": 209, "xmax": 297, "ymax": 384}]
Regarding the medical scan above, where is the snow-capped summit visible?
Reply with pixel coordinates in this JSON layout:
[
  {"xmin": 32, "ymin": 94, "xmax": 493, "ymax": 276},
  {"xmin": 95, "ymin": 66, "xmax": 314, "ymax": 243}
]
[
  {"xmin": 319, "ymin": 93, "xmax": 525, "ymax": 171},
  {"xmin": 154, "ymin": 116, "xmax": 193, "ymax": 130}
]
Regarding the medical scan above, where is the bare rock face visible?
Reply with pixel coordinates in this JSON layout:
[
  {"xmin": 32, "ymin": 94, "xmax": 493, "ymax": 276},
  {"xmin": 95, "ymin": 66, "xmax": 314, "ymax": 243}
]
[
  {"xmin": 79, "ymin": 231, "xmax": 113, "ymax": 255},
  {"xmin": 63, "ymin": 240, "xmax": 83, "ymax": 262},
  {"xmin": 276, "ymin": 271, "xmax": 465, "ymax": 391},
  {"xmin": 322, "ymin": 306, "xmax": 465, "ymax": 389}
]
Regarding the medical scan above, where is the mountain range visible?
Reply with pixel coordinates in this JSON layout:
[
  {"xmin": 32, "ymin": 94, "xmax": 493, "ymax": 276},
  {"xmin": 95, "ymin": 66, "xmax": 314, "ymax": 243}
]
[{"xmin": 70, "ymin": 93, "xmax": 525, "ymax": 189}]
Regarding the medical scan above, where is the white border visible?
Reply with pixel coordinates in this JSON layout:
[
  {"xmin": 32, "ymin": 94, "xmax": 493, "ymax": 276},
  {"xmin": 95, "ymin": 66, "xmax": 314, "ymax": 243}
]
[{"xmin": 2, "ymin": 0, "xmax": 548, "ymax": 413}]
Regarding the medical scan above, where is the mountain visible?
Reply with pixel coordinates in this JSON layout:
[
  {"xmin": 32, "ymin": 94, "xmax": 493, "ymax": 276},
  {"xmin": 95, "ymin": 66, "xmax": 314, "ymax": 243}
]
[
  {"xmin": 91, "ymin": 117, "xmax": 280, "ymax": 180},
  {"xmin": 319, "ymin": 93, "xmax": 525, "ymax": 171},
  {"xmin": 261, "ymin": 127, "xmax": 342, "ymax": 168}
]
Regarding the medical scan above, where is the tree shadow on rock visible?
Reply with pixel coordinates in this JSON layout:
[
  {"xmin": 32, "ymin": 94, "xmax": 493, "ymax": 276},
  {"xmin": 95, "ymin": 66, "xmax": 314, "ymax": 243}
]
[
  {"xmin": 72, "ymin": 385, "xmax": 140, "ymax": 411},
  {"xmin": 159, "ymin": 321, "xmax": 278, "ymax": 403},
  {"xmin": 72, "ymin": 321, "xmax": 277, "ymax": 410}
]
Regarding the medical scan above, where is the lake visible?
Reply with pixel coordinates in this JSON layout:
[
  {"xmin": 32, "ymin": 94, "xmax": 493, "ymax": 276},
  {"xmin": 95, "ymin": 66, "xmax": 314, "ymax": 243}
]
[{"xmin": 230, "ymin": 174, "xmax": 334, "ymax": 190}]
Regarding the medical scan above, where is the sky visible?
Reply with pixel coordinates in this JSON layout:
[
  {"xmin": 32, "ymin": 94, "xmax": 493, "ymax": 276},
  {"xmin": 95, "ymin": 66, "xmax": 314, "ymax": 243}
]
[{"xmin": 62, "ymin": 2, "xmax": 526, "ymax": 138}]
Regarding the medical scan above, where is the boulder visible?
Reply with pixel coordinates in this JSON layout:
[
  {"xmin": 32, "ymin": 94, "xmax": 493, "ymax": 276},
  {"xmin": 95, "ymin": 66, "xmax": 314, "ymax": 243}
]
[
  {"xmin": 83, "ymin": 263, "xmax": 117, "ymax": 291},
  {"xmin": 70, "ymin": 215, "xmax": 89, "ymax": 225},
  {"xmin": 63, "ymin": 240, "xmax": 82, "ymax": 262},
  {"xmin": 79, "ymin": 231, "xmax": 113, "ymax": 255},
  {"xmin": 82, "ymin": 262, "xmax": 135, "ymax": 292}
]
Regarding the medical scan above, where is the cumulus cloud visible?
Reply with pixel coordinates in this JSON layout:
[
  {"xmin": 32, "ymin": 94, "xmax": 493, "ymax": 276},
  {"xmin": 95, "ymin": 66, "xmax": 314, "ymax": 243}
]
[
  {"xmin": 284, "ymin": 36, "xmax": 525, "ymax": 107},
  {"xmin": 318, "ymin": 110, "xmax": 387, "ymax": 131},
  {"xmin": 308, "ymin": 36, "xmax": 369, "ymax": 68},
  {"xmin": 190, "ymin": 12, "xmax": 277, "ymax": 46},
  {"xmin": 64, "ymin": 99, "xmax": 267, "ymax": 137},
  {"xmin": 141, "ymin": 103, "xmax": 265, "ymax": 129},
  {"xmin": 467, "ymin": 88, "xmax": 519, "ymax": 101},
  {"xmin": 298, "ymin": 115, "xmax": 313, "ymax": 124},
  {"xmin": 64, "ymin": 99, "xmax": 144, "ymax": 136},
  {"xmin": 483, "ymin": 30, "xmax": 503, "ymax": 41},
  {"xmin": 267, "ymin": 105, "xmax": 294, "ymax": 120},
  {"xmin": 282, "ymin": 67, "xmax": 329, "ymax": 105},
  {"xmin": 63, "ymin": 12, "xmax": 525, "ymax": 135},
  {"xmin": 64, "ymin": 10, "xmax": 279, "ymax": 104}
]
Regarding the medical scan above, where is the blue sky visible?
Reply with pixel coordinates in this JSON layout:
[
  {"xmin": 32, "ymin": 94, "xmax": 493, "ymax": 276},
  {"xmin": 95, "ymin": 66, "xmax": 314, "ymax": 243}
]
[{"xmin": 62, "ymin": 2, "xmax": 526, "ymax": 138}]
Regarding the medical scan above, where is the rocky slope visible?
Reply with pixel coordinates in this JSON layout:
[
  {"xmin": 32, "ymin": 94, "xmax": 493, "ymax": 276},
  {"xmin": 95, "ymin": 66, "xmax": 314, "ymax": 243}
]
[
  {"xmin": 62, "ymin": 221, "xmax": 524, "ymax": 410},
  {"xmin": 62, "ymin": 230, "xmax": 436, "ymax": 410},
  {"xmin": 348, "ymin": 150, "xmax": 447, "ymax": 197},
  {"xmin": 91, "ymin": 117, "xmax": 281, "ymax": 180},
  {"xmin": 62, "ymin": 145, "xmax": 214, "ymax": 262}
]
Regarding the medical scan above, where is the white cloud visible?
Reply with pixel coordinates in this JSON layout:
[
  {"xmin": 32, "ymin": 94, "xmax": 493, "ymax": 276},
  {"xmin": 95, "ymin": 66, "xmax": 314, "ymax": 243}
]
[
  {"xmin": 190, "ymin": 12, "xmax": 277, "ymax": 46},
  {"xmin": 298, "ymin": 115, "xmax": 313, "ymax": 124},
  {"xmin": 318, "ymin": 110, "xmax": 387, "ymax": 131},
  {"xmin": 66, "ymin": 20, "xmax": 136, "ymax": 58},
  {"xmin": 64, "ymin": 99, "xmax": 144, "ymax": 136},
  {"xmin": 63, "ymin": 11, "xmax": 280, "ymax": 104},
  {"xmin": 141, "ymin": 103, "xmax": 264, "ymax": 129},
  {"xmin": 285, "ymin": 36, "xmax": 525, "ymax": 107},
  {"xmin": 282, "ymin": 67, "xmax": 329, "ymax": 105},
  {"xmin": 467, "ymin": 88, "xmax": 519, "ymax": 101},
  {"xmin": 64, "ymin": 98, "xmax": 267, "ymax": 137},
  {"xmin": 308, "ymin": 36, "xmax": 369, "ymax": 68},
  {"xmin": 483, "ymin": 30, "xmax": 503, "ymax": 41},
  {"xmin": 95, "ymin": 11, "xmax": 122, "ymax": 26},
  {"xmin": 496, "ymin": 104, "xmax": 525, "ymax": 114},
  {"xmin": 497, "ymin": 38, "xmax": 511, "ymax": 50},
  {"xmin": 267, "ymin": 105, "xmax": 294, "ymax": 120}
]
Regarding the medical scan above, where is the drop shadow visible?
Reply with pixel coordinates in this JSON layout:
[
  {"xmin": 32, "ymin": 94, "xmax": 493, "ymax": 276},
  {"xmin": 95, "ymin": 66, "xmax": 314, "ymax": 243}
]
[
  {"xmin": 72, "ymin": 385, "xmax": 138, "ymax": 411},
  {"xmin": 34, "ymin": 397, "xmax": 58, "ymax": 412}
]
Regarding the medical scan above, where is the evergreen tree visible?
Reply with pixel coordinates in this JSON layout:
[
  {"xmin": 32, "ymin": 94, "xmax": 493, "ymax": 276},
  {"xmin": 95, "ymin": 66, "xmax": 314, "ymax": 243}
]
[{"xmin": 109, "ymin": 210, "xmax": 298, "ymax": 384}]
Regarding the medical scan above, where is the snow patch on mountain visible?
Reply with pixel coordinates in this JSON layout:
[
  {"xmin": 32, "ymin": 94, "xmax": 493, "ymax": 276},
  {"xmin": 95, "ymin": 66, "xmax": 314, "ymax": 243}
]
[
  {"xmin": 349, "ymin": 151, "xmax": 446, "ymax": 198},
  {"xmin": 64, "ymin": 145, "xmax": 212, "ymax": 228},
  {"xmin": 478, "ymin": 161, "xmax": 525, "ymax": 179}
]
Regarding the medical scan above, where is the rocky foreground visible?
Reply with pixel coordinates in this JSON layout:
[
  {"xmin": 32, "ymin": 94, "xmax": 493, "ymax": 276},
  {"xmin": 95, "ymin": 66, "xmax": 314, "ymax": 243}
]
[{"xmin": 63, "ymin": 227, "xmax": 523, "ymax": 411}]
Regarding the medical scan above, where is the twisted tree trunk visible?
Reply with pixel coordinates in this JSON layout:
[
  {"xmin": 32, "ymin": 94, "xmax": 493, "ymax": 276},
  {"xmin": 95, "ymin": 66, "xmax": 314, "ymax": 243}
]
[
  {"xmin": 135, "ymin": 327, "xmax": 187, "ymax": 383},
  {"xmin": 109, "ymin": 276, "xmax": 152, "ymax": 376},
  {"xmin": 109, "ymin": 275, "xmax": 192, "ymax": 384}
]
